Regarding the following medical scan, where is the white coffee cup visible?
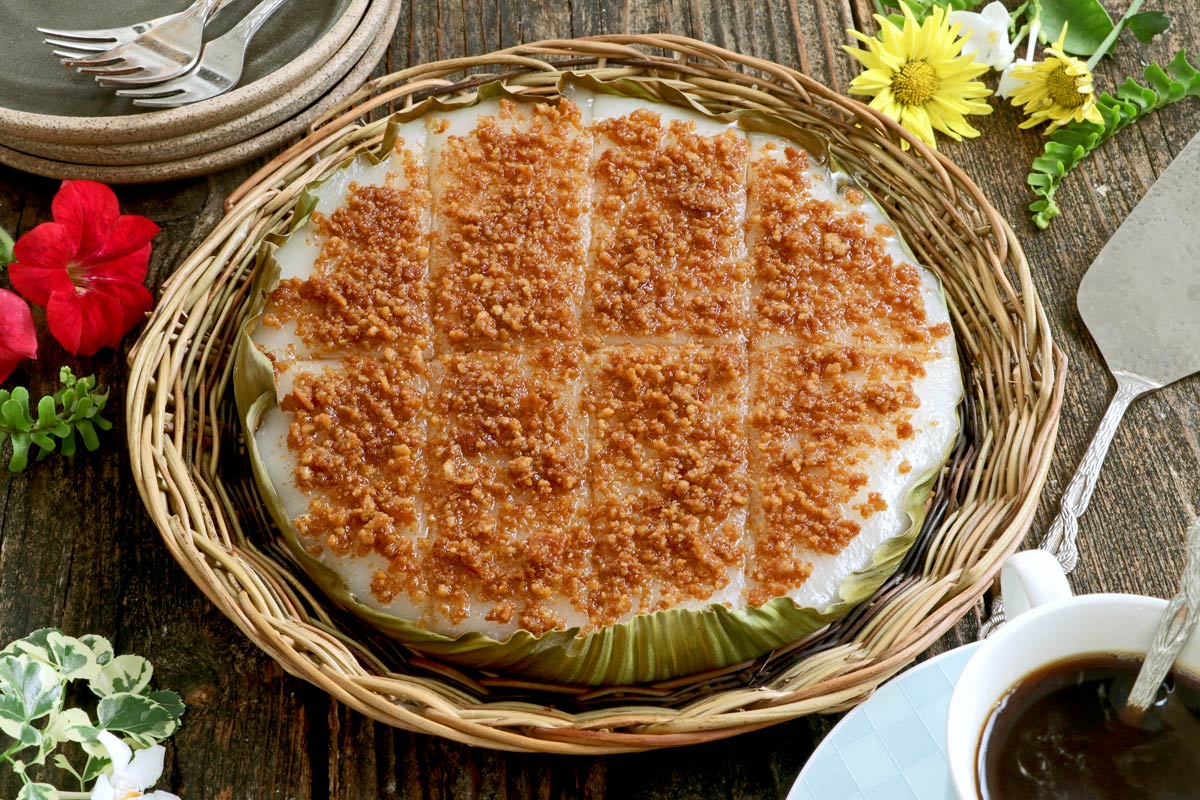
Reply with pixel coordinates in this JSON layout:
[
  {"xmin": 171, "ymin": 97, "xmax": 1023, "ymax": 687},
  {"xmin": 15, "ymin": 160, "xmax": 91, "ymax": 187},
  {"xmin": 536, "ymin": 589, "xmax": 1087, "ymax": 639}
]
[{"xmin": 945, "ymin": 549, "xmax": 1200, "ymax": 799}]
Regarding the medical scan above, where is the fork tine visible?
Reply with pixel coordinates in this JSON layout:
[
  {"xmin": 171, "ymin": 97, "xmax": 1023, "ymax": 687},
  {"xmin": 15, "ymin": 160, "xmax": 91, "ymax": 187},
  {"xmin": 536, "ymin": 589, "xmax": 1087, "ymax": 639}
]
[
  {"xmin": 62, "ymin": 51, "xmax": 128, "ymax": 67},
  {"xmin": 130, "ymin": 93, "xmax": 203, "ymax": 109},
  {"xmin": 110, "ymin": 84, "xmax": 182, "ymax": 97},
  {"xmin": 43, "ymin": 37, "xmax": 112, "ymax": 53},
  {"xmin": 53, "ymin": 49, "xmax": 108, "ymax": 61},
  {"xmin": 88, "ymin": 68, "xmax": 182, "ymax": 85},
  {"xmin": 36, "ymin": 26, "xmax": 121, "ymax": 43}
]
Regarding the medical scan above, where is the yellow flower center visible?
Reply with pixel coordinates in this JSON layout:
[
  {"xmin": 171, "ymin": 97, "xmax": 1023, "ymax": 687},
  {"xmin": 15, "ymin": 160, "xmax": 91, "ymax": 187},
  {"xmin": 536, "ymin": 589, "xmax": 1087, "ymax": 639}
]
[
  {"xmin": 1046, "ymin": 65, "xmax": 1085, "ymax": 108},
  {"xmin": 892, "ymin": 60, "xmax": 939, "ymax": 107}
]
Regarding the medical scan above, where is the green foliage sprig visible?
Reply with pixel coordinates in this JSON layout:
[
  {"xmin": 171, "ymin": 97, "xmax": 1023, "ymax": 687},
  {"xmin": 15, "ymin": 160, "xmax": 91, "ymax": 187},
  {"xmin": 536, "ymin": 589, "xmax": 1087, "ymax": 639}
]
[
  {"xmin": 1027, "ymin": 49, "xmax": 1200, "ymax": 228},
  {"xmin": 0, "ymin": 629, "xmax": 184, "ymax": 799},
  {"xmin": 0, "ymin": 367, "xmax": 112, "ymax": 473},
  {"xmin": 873, "ymin": 0, "xmax": 980, "ymax": 26}
]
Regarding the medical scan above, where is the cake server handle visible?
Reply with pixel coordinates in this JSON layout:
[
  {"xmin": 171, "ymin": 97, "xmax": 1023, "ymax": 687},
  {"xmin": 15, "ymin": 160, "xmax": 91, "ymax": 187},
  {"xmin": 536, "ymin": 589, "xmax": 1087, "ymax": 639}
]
[{"xmin": 1040, "ymin": 370, "xmax": 1160, "ymax": 573}]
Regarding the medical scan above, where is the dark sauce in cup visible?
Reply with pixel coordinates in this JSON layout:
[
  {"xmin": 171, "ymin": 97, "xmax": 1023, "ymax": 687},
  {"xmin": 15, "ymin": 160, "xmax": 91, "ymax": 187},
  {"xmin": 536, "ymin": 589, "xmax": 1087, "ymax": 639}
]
[{"xmin": 976, "ymin": 654, "xmax": 1200, "ymax": 799}]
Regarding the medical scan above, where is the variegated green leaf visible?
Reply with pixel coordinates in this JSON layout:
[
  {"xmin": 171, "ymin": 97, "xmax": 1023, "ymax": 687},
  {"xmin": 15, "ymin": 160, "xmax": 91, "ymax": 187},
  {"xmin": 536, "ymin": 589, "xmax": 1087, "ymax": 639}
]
[
  {"xmin": 0, "ymin": 654, "xmax": 62, "ymax": 724},
  {"xmin": 79, "ymin": 635, "xmax": 113, "ymax": 667},
  {"xmin": 45, "ymin": 632, "xmax": 100, "ymax": 683},
  {"xmin": 96, "ymin": 693, "xmax": 179, "ymax": 746},
  {"xmin": 16, "ymin": 782, "xmax": 58, "ymax": 800},
  {"xmin": 89, "ymin": 655, "xmax": 152, "ymax": 698}
]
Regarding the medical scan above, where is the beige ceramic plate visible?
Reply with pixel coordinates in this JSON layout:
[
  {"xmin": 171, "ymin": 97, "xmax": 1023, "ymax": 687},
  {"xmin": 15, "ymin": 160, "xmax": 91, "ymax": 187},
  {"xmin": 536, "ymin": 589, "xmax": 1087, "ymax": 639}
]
[
  {"xmin": 0, "ymin": 0, "xmax": 400, "ymax": 183},
  {"xmin": 0, "ymin": 0, "xmax": 393, "ymax": 166},
  {"xmin": 0, "ymin": 0, "xmax": 367, "ymax": 145}
]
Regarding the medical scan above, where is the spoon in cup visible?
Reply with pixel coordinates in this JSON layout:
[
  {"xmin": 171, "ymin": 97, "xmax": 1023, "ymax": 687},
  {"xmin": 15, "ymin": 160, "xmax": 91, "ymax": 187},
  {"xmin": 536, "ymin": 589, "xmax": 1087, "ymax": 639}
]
[{"xmin": 1119, "ymin": 516, "xmax": 1200, "ymax": 728}]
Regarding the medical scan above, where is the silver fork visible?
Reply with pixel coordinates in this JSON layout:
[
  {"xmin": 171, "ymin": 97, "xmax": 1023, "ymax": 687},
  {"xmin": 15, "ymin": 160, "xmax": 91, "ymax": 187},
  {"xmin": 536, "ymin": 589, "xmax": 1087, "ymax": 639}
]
[
  {"xmin": 112, "ymin": 0, "xmax": 288, "ymax": 106},
  {"xmin": 39, "ymin": 0, "xmax": 235, "ymax": 60},
  {"xmin": 61, "ymin": 0, "xmax": 225, "ymax": 84}
]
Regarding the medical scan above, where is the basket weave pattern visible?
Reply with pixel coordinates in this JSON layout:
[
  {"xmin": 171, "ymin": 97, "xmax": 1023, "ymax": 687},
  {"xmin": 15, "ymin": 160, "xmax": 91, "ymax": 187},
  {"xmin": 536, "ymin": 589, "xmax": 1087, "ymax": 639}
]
[{"xmin": 128, "ymin": 35, "xmax": 1064, "ymax": 753}]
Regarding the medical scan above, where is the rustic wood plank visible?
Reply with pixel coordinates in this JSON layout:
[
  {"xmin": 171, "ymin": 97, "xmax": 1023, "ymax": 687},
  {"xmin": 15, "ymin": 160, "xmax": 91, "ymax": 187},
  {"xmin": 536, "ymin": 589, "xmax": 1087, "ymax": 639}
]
[{"xmin": 1, "ymin": 1, "xmax": 1199, "ymax": 798}]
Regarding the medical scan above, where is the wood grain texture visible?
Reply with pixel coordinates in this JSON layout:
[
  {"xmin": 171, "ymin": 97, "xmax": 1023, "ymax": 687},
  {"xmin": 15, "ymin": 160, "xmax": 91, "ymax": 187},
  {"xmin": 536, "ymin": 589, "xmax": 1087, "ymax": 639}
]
[{"xmin": 1, "ymin": 1, "xmax": 1199, "ymax": 797}]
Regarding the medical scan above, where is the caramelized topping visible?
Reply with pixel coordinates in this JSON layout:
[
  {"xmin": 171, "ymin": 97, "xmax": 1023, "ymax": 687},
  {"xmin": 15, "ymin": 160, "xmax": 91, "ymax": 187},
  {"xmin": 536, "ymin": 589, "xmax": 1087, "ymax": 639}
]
[
  {"xmin": 282, "ymin": 352, "xmax": 427, "ymax": 581},
  {"xmin": 429, "ymin": 99, "xmax": 590, "ymax": 348},
  {"xmin": 747, "ymin": 345, "xmax": 924, "ymax": 605},
  {"xmin": 746, "ymin": 144, "xmax": 930, "ymax": 348},
  {"xmin": 587, "ymin": 110, "xmax": 749, "ymax": 339},
  {"xmin": 423, "ymin": 346, "xmax": 590, "ymax": 629},
  {"xmin": 262, "ymin": 143, "xmax": 431, "ymax": 356},
  {"xmin": 585, "ymin": 344, "xmax": 748, "ymax": 623},
  {"xmin": 261, "ymin": 100, "xmax": 954, "ymax": 635}
]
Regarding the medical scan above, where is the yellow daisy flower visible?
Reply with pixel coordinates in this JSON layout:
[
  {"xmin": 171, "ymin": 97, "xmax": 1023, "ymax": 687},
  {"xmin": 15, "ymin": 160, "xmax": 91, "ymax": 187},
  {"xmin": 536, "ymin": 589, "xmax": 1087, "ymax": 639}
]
[
  {"xmin": 1003, "ymin": 30, "xmax": 1104, "ymax": 132},
  {"xmin": 844, "ymin": 4, "xmax": 992, "ymax": 150}
]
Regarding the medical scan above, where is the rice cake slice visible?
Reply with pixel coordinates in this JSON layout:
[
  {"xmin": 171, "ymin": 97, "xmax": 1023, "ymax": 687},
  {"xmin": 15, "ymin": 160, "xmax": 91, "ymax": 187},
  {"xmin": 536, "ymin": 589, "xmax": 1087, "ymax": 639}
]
[
  {"xmin": 422, "ymin": 344, "xmax": 591, "ymax": 638},
  {"xmin": 746, "ymin": 134, "xmax": 933, "ymax": 351},
  {"xmin": 426, "ymin": 98, "xmax": 592, "ymax": 349},
  {"xmin": 253, "ymin": 351, "xmax": 431, "ymax": 623},
  {"xmin": 745, "ymin": 335, "xmax": 959, "ymax": 609},
  {"xmin": 253, "ymin": 123, "xmax": 432, "ymax": 362},
  {"xmin": 584, "ymin": 343, "xmax": 749, "ymax": 625},
  {"xmin": 585, "ymin": 97, "xmax": 750, "ymax": 342}
]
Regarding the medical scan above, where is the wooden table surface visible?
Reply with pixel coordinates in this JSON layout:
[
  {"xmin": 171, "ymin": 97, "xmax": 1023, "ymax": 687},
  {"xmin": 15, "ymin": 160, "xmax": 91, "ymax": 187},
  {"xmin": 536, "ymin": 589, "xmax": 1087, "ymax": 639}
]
[{"xmin": 2, "ymin": 1, "xmax": 1199, "ymax": 797}]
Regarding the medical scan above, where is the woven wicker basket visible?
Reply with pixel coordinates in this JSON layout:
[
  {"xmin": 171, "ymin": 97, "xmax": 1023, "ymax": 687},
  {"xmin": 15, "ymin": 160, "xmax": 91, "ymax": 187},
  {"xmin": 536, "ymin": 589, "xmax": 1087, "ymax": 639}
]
[{"xmin": 127, "ymin": 35, "xmax": 1065, "ymax": 753}]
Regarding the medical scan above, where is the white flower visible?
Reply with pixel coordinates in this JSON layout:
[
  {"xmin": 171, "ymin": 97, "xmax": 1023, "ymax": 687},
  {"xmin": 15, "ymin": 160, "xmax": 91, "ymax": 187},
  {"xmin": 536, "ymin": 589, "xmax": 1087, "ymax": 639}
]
[
  {"xmin": 949, "ymin": 1, "xmax": 1015, "ymax": 70},
  {"xmin": 997, "ymin": 58, "xmax": 1034, "ymax": 99},
  {"xmin": 89, "ymin": 731, "xmax": 179, "ymax": 800}
]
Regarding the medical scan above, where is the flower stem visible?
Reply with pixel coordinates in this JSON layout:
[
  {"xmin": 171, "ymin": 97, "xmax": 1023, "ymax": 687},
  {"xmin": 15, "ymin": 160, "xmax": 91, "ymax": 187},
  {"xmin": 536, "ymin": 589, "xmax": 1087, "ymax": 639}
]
[{"xmin": 1086, "ymin": 0, "xmax": 1145, "ymax": 70}]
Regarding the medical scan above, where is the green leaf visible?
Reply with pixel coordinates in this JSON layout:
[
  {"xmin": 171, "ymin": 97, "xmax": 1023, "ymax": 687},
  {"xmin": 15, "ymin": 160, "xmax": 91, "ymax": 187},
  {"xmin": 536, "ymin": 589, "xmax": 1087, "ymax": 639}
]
[
  {"xmin": 43, "ymin": 707, "xmax": 94, "ymax": 746},
  {"xmin": 1127, "ymin": 10, "xmax": 1170, "ymax": 43},
  {"xmin": 0, "ymin": 654, "xmax": 63, "ymax": 725},
  {"xmin": 79, "ymin": 635, "xmax": 114, "ymax": 667},
  {"xmin": 1027, "ymin": 50, "xmax": 1200, "ymax": 228},
  {"xmin": 146, "ymin": 690, "xmax": 185, "ymax": 722},
  {"xmin": 45, "ymin": 631, "xmax": 100, "ymax": 682},
  {"xmin": 0, "ymin": 369, "xmax": 111, "ymax": 472},
  {"xmin": 0, "ymin": 719, "xmax": 42, "ymax": 748},
  {"xmin": 96, "ymin": 693, "xmax": 179, "ymax": 745},
  {"xmin": 15, "ymin": 782, "xmax": 57, "ymax": 800},
  {"xmin": 80, "ymin": 754, "xmax": 108, "ymax": 783},
  {"xmin": 0, "ymin": 629, "xmax": 54, "ymax": 662},
  {"xmin": 90, "ymin": 654, "xmax": 152, "ymax": 698},
  {"xmin": 1039, "ymin": 0, "xmax": 1114, "ymax": 55}
]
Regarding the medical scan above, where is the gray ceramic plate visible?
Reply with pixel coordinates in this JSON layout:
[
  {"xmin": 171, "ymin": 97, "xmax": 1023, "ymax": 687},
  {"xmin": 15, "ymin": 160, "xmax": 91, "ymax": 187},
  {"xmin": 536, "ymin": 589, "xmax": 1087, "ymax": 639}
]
[
  {"xmin": 0, "ymin": 0, "xmax": 401, "ymax": 183},
  {"xmin": 0, "ymin": 0, "xmax": 390, "ymax": 165},
  {"xmin": 0, "ymin": 0, "xmax": 365, "ymax": 144}
]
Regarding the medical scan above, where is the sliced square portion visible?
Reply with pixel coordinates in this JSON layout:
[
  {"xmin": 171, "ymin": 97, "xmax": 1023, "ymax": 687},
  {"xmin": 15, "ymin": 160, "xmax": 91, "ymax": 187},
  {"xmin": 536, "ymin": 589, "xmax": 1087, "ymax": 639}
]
[
  {"xmin": 586, "ymin": 99, "xmax": 750, "ymax": 341},
  {"xmin": 256, "ymin": 125, "xmax": 433, "ymax": 361},
  {"xmin": 584, "ymin": 343, "xmax": 750, "ymax": 624},
  {"xmin": 254, "ymin": 351, "xmax": 430, "ymax": 621},
  {"xmin": 423, "ymin": 345, "xmax": 591, "ymax": 636},
  {"xmin": 746, "ymin": 135, "xmax": 932, "ymax": 350},
  {"xmin": 427, "ymin": 98, "xmax": 592, "ymax": 349},
  {"xmin": 746, "ymin": 343, "xmax": 958, "ymax": 608}
]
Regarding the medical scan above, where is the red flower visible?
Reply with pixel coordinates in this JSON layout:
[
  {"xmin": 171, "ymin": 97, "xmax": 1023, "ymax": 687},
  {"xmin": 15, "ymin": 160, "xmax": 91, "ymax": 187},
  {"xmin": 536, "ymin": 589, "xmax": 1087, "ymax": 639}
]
[
  {"xmin": 8, "ymin": 180, "xmax": 158, "ymax": 356},
  {"xmin": 0, "ymin": 289, "xmax": 37, "ymax": 383}
]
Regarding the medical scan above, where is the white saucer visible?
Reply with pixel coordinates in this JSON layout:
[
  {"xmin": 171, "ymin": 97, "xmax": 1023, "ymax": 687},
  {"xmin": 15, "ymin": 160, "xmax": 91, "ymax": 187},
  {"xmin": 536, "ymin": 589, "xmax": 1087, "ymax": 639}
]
[{"xmin": 788, "ymin": 643, "xmax": 980, "ymax": 800}]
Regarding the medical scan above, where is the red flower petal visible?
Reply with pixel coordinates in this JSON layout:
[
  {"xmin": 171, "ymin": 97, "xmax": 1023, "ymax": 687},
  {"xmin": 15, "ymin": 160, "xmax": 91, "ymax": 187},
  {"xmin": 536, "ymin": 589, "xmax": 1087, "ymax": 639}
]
[
  {"xmin": 52, "ymin": 180, "xmax": 120, "ymax": 263},
  {"xmin": 0, "ymin": 289, "xmax": 37, "ymax": 384},
  {"xmin": 11, "ymin": 219, "xmax": 74, "ymax": 271},
  {"xmin": 9, "ymin": 257, "xmax": 73, "ymax": 308},
  {"xmin": 91, "ymin": 215, "xmax": 159, "ymax": 266},
  {"xmin": 84, "ymin": 243, "xmax": 152, "ymax": 286},
  {"xmin": 45, "ymin": 279, "xmax": 152, "ymax": 356},
  {"xmin": 96, "ymin": 278, "xmax": 154, "ymax": 334}
]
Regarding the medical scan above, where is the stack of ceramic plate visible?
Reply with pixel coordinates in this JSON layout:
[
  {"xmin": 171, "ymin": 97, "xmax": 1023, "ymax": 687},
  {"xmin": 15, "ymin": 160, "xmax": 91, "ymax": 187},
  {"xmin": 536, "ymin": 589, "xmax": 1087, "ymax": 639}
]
[{"xmin": 0, "ymin": 0, "xmax": 401, "ymax": 183}]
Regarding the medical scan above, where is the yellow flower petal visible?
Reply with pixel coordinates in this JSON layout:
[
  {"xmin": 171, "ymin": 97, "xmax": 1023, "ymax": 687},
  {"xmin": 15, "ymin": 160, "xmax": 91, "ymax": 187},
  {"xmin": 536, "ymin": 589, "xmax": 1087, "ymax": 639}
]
[{"xmin": 842, "ymin": 3, "xmax": 992, "ymax": 150}]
